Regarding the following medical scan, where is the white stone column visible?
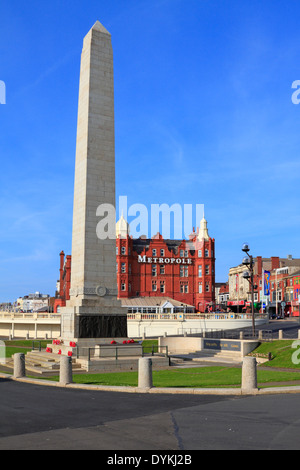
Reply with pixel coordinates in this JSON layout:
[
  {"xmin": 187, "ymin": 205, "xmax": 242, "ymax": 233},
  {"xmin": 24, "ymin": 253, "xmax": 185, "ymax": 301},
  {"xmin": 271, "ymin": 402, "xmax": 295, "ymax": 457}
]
[
  {"xmin": 241, "ymin": 356, "xmax": 258, "ymax": 394},
  {"xmin": 13, "ymin": 353, "xmax": 26, "ymax": 378},
  {"xmin": 138, "ymin": 358, "xmax": 153, "ymax": 389},
  {"xmin": 59, "ymin": 356, "xmax": 73, "ymax": 385}
]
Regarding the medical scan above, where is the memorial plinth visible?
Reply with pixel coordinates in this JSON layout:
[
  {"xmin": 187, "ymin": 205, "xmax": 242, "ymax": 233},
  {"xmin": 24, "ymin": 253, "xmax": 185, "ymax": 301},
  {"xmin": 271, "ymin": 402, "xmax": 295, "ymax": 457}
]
[{"xmin": 60, "ymin": 21, "xmax": 127, "ymax": 344}]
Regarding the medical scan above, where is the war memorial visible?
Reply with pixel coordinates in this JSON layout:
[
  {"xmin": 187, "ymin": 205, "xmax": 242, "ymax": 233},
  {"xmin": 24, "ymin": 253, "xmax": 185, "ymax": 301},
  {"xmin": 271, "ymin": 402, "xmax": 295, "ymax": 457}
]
[{"xmin": 59, "ymin": 21, "xmax": 127, "ymax": 348}]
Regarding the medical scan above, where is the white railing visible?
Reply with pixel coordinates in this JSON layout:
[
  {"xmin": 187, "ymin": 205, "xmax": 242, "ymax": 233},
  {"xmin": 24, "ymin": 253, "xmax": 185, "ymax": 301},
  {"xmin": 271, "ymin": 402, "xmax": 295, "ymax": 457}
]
[
  {"xmin": 0, "ymin": 311, "xmax": 268, "ymax": 323},
  {"xmin": 0, "ymin": 311, "xmax": 61, "ymax": 321},
  {"xmin": 127, "ymin": 312, "xmax": 268, "ymax": 322}
]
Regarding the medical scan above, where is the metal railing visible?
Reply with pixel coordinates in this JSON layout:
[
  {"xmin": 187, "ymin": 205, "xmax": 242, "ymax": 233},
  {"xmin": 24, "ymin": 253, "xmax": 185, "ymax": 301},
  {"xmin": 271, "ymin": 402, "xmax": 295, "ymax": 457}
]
[
  {"xmin": 32, "ymin": 340, "xmax": 42, "ymax": 351},
  {"xmin": 75, "ymin": 344, "xmax": 169, "ymax": 361},
  {"xmin": 178, "ymin": 328, "xmax": 279, "ymax": 341}
]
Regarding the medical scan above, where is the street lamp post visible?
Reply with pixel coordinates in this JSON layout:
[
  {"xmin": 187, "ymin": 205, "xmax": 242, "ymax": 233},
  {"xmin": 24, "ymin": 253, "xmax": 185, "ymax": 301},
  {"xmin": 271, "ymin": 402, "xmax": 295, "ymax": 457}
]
[{"xmin": 242, "ymin": 243, "xmax": 256, "ymax": 337}]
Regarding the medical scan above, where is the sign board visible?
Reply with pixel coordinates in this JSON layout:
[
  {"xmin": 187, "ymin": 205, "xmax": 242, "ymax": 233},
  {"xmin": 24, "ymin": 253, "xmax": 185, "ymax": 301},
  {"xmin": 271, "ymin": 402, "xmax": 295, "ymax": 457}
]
[
  {"xmin": 138, "ymin": 255, "xmax": 192, "ymax": 265},
  {"xmin": 203, "ymin": 339, "xmax": 241, "ymax": 352}
]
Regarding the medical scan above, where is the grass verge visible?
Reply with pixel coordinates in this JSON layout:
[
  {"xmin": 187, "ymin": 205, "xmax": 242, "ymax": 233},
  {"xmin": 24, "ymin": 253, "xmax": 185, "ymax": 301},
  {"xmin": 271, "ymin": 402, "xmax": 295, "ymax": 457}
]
[
  {"xmin": 250, "ymin": 340, "xmax": 300, "ymax": 369},
  {"xmin": 39, "ymin": 366, "xmax": 300, "ymax": 389}
]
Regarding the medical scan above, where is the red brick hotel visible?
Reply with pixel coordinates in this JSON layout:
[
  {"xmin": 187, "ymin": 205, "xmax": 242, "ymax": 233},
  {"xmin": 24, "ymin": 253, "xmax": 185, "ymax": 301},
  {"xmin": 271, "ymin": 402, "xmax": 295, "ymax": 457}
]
[{"xmin": 55, "ymin": 215, "xmax": 215, "ymax": 313}]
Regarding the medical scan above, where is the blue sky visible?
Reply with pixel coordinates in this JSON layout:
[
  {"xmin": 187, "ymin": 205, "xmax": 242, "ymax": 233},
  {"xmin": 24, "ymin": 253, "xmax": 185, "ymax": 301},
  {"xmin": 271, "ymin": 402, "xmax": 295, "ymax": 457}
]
[{"xmin": 1, "ymin": 0, "xmax": 300, "ymax": 301}]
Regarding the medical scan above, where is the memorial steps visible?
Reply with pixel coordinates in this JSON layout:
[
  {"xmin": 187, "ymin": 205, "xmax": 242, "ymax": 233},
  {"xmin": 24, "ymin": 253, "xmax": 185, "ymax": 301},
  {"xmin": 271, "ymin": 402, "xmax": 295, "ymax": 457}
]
[
  {"xmin": 170, "ymin": 350, "xmax": 243, "ymax": 366},
  {"xmin": 20, "ymin": 351, "xmax": 84, "ymax": 376}
]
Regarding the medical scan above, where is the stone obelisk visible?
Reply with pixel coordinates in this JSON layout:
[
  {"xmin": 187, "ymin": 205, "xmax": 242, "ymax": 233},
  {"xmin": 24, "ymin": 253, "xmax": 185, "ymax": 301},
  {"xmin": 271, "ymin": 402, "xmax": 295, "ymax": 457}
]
[{"xmin": 60, "ymin": 21, "xmax": 127, "ymax": 344}]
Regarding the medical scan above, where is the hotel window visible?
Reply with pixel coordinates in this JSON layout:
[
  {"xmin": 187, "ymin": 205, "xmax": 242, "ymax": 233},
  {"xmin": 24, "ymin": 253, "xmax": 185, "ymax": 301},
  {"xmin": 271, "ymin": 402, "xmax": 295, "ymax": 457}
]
[
  {"xmin": 128, "ymin": 264, "xmax": 132, "ymax": 274},
  {"xmin": 116, "ymin": 263, "xmax": 118, "ymax": 273},
  {"xmin": 160, "ymin": 249, "xmax": 165, "ymax": 256},
  {"xmin": 185, "ymin": 250, "xmax": 188, "ymax": 257},
  {"xmin": 205, "ymin": 282, "xmax": 210, "ymax": 292},
  {"xmin": 116, "ymin": 247, "xmax": 119, "ymax": 255},
  {"xmin": 277, "ymin": 291, "xmax": 282, "ymax": 301},
  {"xmin": 128, "ymin": 283, "xmax": 131, "ymax": 293},
  {"xmin": 152, "ymin": 265, "xmax": 157, "ymax": 277},
  {"xmin": 121, "ymin": 246, "xmax": 126, "ymax": 255},
  {"xmin": 205, "ymin": 249, "xmax": 209, "ymax": 257},
  {"xmin": 121, "ymin": 263, "xmax": 126, "ymax": 273},
  {"xmin": 160, "ymin": 265, "xmax": 165, "ymax": 275},
  {"xmin": 205, "ymin": 265, "xmax": 210, "ymax": 275},
  {"xmin": 180, "ymin": 249, "xmax": 184, "ymax": 257},
  {"xmin": 185, "ymin": 267, "xmax": 188, "ymax": 277},
  {"xmin": 198, "ymin": 265, "xmax": 202, "ymax": 277},
  {"xmin": 180, "ymin": 283, "xmax": 188, "ymax": 293},
  {"xmin": 160, "ymin": 281, "xmax": 165, "ymax": 293},
  {"xmin": 180, "ymin": 266, "xmax": 184, "ymax": 277},
  {"xmin": 152, "ymin": 249, "xmax": 157, "ymax": 256},
  {"xmin": 121, "ymin": 282, "xmax": 126, "ymax": 291},
  {"xmin": 198, "ymin": 282, "xmax": 203, "ymax": 294},
  {"xmin": 198, "ymin": 250, "xmax": 202, "ymax": 257},
  {"xmin": 152, "ymin": 282, "xmax": 157, "ymax": 292}
]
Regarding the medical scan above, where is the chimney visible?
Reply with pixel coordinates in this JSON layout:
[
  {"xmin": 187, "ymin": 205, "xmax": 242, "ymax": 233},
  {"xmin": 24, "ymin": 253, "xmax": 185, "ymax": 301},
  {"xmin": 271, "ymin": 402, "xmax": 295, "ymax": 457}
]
[
  {"xmin": 256, "ymin": 256, "xmax": 262, "ymax": 275},
  {"xmin": 59, "ymin": 251, "xmax": 65, "ymax": 298},
  {"xmin": 271, "ymin": 257, "xmax": 280, "ymax": 271}
]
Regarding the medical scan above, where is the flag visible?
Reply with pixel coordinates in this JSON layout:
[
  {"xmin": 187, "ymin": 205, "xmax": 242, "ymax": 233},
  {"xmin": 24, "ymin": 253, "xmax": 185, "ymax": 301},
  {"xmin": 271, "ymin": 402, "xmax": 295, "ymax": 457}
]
[{"xmin": 264, "ymin": 270, "xmax": 271, "ymax": 296}]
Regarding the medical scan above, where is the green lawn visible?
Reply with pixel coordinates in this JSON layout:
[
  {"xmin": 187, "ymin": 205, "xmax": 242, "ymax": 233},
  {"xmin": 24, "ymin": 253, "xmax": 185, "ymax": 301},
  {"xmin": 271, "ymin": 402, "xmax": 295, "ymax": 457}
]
[
  {"xmin": 1, "ymin": 339, "xmax": 48, "ymax": 359},
  {"xmin": 42, "ymin": 365, "xmax": 300, "ymax": 389},
  {"xmin": 3, "ymin": 339, "xmax": 48, "ymax": 349},
  {"xmin": 4, "ymin": 347, "xmax": 31, "ymax": 358},
  {"xmin": 3, "ymin": 339, "xmax": 300, "ymax": 389},
  {"xmin": 250, "ymin": 340, "xmax": 300, "ymax": 369}
]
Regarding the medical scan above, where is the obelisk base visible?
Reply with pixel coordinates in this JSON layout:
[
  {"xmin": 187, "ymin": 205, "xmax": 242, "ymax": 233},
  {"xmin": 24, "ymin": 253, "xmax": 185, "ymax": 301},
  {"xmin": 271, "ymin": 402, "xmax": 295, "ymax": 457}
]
[{"xmin": 60, "ymin": 308, "xmax": 127, "ymax": 344}]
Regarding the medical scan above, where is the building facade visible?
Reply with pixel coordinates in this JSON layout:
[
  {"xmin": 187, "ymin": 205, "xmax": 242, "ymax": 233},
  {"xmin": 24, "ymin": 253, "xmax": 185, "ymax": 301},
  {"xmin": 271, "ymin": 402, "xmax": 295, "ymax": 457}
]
[
  {"xmin": 55, "ymin": 215, "xmax": 216, "ymax": 313},
  {"xmin": 54, "ymin": 251, "xmax": 71, "ymax": 313},
  {"xmin": 16, "ymin": 292, "xmax": 50, "ymax": 313},
  {"xmin": 227, "ymin": 256, "xmax": 300, "ymax": 317}
]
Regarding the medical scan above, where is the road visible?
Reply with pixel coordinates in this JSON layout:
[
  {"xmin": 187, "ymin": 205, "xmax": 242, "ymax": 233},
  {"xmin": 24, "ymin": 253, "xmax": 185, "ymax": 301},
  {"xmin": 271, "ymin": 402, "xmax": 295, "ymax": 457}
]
[
  {"xmin": 1, "ymin": 378, "xmax": 300, "ymax": 451},
  {"xmin": 257, "ymin": 319, "xmax": 300, "ymax": 338}
]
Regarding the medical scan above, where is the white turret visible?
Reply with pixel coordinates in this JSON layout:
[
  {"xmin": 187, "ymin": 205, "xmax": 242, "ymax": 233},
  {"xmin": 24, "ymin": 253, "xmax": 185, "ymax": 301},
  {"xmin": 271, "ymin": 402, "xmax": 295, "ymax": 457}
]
[
  {"xmin": 116, "ymin": 212, "xmax": 130, "ymax": 238},
  {"xmin": 198, "ymin": 212, "xmax": 210, "ymax": 241}
]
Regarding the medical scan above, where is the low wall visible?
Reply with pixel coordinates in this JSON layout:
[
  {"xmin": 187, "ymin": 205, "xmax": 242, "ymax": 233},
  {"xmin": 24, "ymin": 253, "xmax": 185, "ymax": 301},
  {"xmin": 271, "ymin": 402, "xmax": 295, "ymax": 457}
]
[
  {"xmin": 77, "ymin": 356, "xmax": 170, "ymax": 372},
  {"xmin": 128, "ymin": 316, "xmax": 269, "ymax": 338},
  {"xmin": 0, "ymin": 312, "xmax": 269, "ymax": 341},
  {"xmin": 159, "ymin": 336, "xmax": 260, "ymax": 359},
  {"xmin": 95, "ymin": 344, "xmax": 143, "ymax": 358},
  {"xmin": 0, "ymin": 312, "xmax": 61, "ymax": 339}
]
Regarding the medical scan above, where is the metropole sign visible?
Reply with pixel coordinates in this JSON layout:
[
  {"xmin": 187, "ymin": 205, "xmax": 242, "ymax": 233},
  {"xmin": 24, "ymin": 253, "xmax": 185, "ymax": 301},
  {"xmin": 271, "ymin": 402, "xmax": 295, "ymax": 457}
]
[{"xmin": 138, "ymin": 255, "xmax": 193, "ymax": 265}]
